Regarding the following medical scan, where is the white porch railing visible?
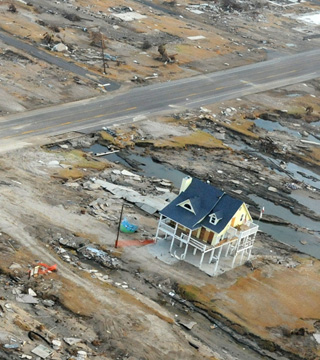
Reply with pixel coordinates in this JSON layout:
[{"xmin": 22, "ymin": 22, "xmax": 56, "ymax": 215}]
[
  {"xmin": 159, "ymin": 221, "xmax": 176, "ymax": 236},
  {"xmin": 189, "ymin": 237, "xmax": 208, "ymax": 252},
  {"xmin": 227, "ymin": 221, "xmax": 258, "ymax": 240}
]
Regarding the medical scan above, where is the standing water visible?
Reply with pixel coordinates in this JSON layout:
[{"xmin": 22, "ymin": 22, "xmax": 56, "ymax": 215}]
[{"xmin": 84, "ymin": 144, "xmax": 320, "ymax": 258}]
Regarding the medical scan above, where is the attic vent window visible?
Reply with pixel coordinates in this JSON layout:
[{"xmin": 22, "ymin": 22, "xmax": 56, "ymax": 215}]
[
  {"xmin": 177, "ymin": 199, "xmax": 196, "ymax": 214},
  {"xmin": 209, "ymin": 213, "xmax": 220, "ymax": 225}
]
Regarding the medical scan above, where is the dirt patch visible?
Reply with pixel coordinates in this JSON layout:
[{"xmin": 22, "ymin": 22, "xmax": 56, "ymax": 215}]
[{"xmin": 1, "ymin": 0, "xmax": 320, "ymax": 114}]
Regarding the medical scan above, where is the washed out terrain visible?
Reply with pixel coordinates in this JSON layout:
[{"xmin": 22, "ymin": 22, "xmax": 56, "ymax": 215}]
[{"xmin": 0, "ymin": 0, "xmax": 320, "ymax": 359}]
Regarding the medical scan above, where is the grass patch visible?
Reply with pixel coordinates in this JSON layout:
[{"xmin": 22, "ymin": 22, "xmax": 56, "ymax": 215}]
[
  {"xmin": 100, "ymin": 131, "xmax": 135, "ymax": 148},
  {"xmin": 286, "ymin": 106, "xmax": 306, "ymax": 116},
  {"xmin": 137, "ymin": 130, "xmax": 226, "ymax": 149},
  {"xmin": 61, "ymin": 149, "xmax": 109, "ymax": 170},
  {"xmin": 224, "ymin": 119, "xmax": 258, "ymax": 139},
  {"xmin": 177, "ymin": 284, "xmax": 214, "ymax": 310},
  {"xmin": 308, "ymin": 147, "xmax": 320, "ymax": 162},
  {"xmin": 59, "ymin": 276, "xmax": 102, "ymax": 317},
  {"xmin": 54, "ymin": 168, "xmax": 84, "ymax": 180},
  {"xmin": 100, "ymin": 131, "xmax": 116, "ymax": 143},
  {"xmin": 294, "ymin": 147, "xmax": 320, "ymax": 167}
]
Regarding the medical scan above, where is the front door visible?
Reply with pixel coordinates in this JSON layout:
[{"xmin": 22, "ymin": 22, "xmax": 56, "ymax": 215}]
[
  {"xmin": 199, "ymin": 227, "xmax": 206, "ymax": 241},
  {"xmin": 207, "ymin": 232, "xmax": 214, "ymax": 244}
]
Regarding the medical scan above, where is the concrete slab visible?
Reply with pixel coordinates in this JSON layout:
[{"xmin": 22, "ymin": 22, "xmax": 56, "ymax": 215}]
[
  {"xmin": 149, "ymin": 238, "xmax": 249, "ymax": 276},
  {"xmin": 112, "ymin": 12, "xmax": 147, "ymax": 21},
  {"xmin": 187, "ymin": 35, "xmax": 206, "ymax": 40},
  {"xmin": 93, "ymin": 179, "xmax": 170, "ymax": 213},
  {"xmin": 31, "ymin": 345, "xmax": 53, "ymax": 359}
]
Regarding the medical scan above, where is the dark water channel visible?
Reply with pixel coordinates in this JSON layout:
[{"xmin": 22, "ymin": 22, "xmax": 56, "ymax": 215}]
[
  {"xmin": 249, "ymin": 195, "xmax": 320, "ymax": 257},
  {"xmin": 227, "ymin": 142, "xmax": 320, "ymax": 190},
  {"xmin": 254, "ymin": 118, "xmax": 319, "ymax": 143},
  {"xmin": 84, "ymin": 143, "xmax": 320, "ymax": 258},
  {"xmin": 87, "ymin": 143, "xmax": 186, "ymax": 188}
]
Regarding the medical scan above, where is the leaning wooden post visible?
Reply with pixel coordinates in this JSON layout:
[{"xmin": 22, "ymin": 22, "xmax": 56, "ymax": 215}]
[{"xmin": 115, "ymin": 203, "xmax": 125, "ymax": 248}]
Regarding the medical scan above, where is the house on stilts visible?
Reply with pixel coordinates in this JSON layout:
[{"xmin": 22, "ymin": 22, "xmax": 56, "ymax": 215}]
[{"xmin": 155, "ymin": 176, "xmax": 259, "ymax": 276}]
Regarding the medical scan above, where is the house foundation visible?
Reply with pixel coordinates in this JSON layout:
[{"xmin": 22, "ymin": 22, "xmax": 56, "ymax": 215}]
[{"xmin": 155, "ymin": 214, "xmax": 259, "ymax": 276}]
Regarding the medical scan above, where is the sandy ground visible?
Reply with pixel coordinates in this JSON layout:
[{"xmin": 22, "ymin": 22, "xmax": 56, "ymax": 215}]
[
  {"xmin": 0, "ymin": 0, "xmax": 320, "ymax": 359},
  {"xmin": 0, "ymin": 147, "xmax": 218, "ymax": 360},
  {"xmin": 0, "ymin": 0, "xmax": 320, "ymax": 114},
  {"xmin": 0, "ymin": 95, "xmax": 319, "ymax": 358}
]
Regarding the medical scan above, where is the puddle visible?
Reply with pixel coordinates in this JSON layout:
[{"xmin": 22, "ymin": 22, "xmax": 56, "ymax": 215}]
[
  {"xmin": 286, "ymin": 93, "xmax": 301, "ymax": 97},
  {"xmin": 254, "ymin": 118, "xmax": 319, "ymax": 142},
  {"xmin": 225, "ymin": 142, "xmax": 256, "ymax": 152},
  {"xmin": 84, "ymin": 143, "xmax": 320, "ymax": 258},
  {"xmin": 85, "ymin": 143, "xmax": 186, "ymax": 188},
  {"xmin": 248, "ymin": 195, "xmax": 320, "ymax": 232},
  {"xmin": 256, "ymin": 157, "xmax": 320, "ymax": 190},
  {"xmin": 283, "ymin": 162, "xmax": 320, "ymax": 188},
  {"xmin": 258, "ymin": 222, "xmax": 320, "ymax": 258},
  {"xmin": 249, "ymin": 194, "xmax": 320, "ymax": 258},
  {"xmin": 254, "ymin": 118, "xmax": 301, "ymax": 137},
  {"xmin": 290, "ymin": 191, "xmax": 320, "ymax": 213},
  {"xmin": 227, "ymin": 140, "xmax": 320, "ymax": 189}
]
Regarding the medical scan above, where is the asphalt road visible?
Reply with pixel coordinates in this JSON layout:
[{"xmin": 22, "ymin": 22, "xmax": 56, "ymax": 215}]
[
  {"xmin": 1, "ymin": 48, "xmax": 320, "ymax": 145},
  {"xmin": 0, "ymin": 31, "xmax": 119, "ymax": 90}
]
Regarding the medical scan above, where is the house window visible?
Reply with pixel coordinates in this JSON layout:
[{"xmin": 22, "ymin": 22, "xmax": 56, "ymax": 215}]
[
  {"xmin": 184, "ymin": 203, "xmax": 192, "ymax": 211},
  {"xmin": 240, "ymin": 214, "xmax": 244, "ymax": 222},
  {"xmin": 209, "ymin": 213, "xmax": 220, "ymax": 225},
  {"xmin": 177, "ymin": 199, "xmax": 195, "ymax": 214}
]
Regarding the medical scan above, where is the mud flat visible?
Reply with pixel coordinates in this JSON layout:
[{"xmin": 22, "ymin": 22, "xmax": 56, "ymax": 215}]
[{"xmin": 34, "ymin": 89, "xmax": 320, "ymax": 359}]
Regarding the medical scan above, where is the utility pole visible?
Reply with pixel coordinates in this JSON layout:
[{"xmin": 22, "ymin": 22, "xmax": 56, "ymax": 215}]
[
  {"xmin": 115, "ymin": 203, "xmax": 133, "ymax": 248},
  {"xmin": 115, "ymin": 203, "xmax": 125, "ymax": 249}
]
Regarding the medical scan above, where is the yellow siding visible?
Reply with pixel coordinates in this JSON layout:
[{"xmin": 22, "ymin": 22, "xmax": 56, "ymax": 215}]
[
  {"xmin": 210, "ymin": 204, "xmax": 252, "ymax": 246},
  {"xmin": 231, "ymin": 203, "xmax": 252, "ymax": 228},
  {"xmin": 178, "ymin": 203, "xmax": 252, "ymax": 246}
]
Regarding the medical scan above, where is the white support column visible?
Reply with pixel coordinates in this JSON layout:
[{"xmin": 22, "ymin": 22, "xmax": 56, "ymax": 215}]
[
  {"xmin": 193, "ymin": 248, "xmax": 197, "ymax": 255},
  {"xmin": 173, "ymin": 222, "xmax": 178, "ymax": 238},
  {"xmin": 231, "ymin": 238, "xmax": 241, "ymax": 268},
  {"xmin": 187, "ymin": 229, "xmax": 192, "ymax": 243},
  {"xmin": 226, "ymin": 242, "xmax": 231, "ymax": 257},
  {"xmin": 213, "ymin": 246, "xmax": 223, "ymax": 274},
  {"xmin": 231, "ymin": 253, "xmax": 237, "ymax": 268},
  {"xmin": 209, "ymin": 248, "xmax": 215, "ymax": 263},
  {"xmin": 199, "ymin": 251, "xmax": 205, "ymax": 269},
  {"xmin": 240, "ymin": 249, "xmax": 245, "ymax": 264},
  {"xmin": 155, "ymin": 214, "xmax": 162, "ymax": 240},
  {"xmin": 247, "ymin": 247, "xmax": 252, "ymax": 261},
  {"xmin": 182, "ymin": 243, "xmax": 189, "ymax": 260},
  {"xmin": 182, "ymin": 229, "xmax": 192, "ymax": 260},
  {"xmin": 169, "ymin": 238, "xmax": 175, "ymax": 253}
]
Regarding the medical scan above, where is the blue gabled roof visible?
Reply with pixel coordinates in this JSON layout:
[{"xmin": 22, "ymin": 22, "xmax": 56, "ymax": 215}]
[
  {"xmin": 200, "ymin": 193, "xmax": 242, "ymax": 233},
  {"xmin": 160, "ymin": 177, "xmax": 243, "ymax": 233}
]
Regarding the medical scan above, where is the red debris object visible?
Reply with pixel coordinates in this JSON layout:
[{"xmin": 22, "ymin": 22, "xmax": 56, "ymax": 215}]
[
  {"xmin": 116, "ymin": 239, "xmax": 155, "ymax": 248},
  {"xmin": 29, "ymin": 263, "xmax": 58, "ymax": 278}
]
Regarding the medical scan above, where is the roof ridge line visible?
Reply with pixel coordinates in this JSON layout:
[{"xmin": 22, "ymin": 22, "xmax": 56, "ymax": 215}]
[{"xmin": 192, "ymin": 191, "xmax": 225, "ymax": 228}]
